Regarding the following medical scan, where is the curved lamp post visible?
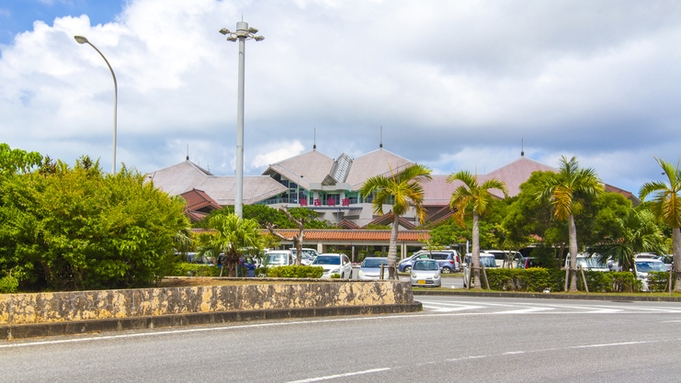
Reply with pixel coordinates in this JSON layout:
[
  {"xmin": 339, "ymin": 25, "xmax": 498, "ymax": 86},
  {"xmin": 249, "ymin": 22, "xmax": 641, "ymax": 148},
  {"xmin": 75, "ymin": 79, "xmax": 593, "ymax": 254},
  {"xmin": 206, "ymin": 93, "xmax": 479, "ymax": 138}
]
[
  {"xmin": 74, "ymin": 35, "xmax": 118, "ymax": 175},
  {"xmin": 219, "ymin": 22, "xmax": 264, "ymax": 218}
]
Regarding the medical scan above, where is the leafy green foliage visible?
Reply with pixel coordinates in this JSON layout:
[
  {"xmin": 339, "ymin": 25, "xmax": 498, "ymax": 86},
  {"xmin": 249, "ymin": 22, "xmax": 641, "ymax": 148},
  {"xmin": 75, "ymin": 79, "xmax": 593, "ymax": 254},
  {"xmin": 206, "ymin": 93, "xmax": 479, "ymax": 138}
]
[
  {"xmin": 171, "ymin": 263, "xmax": 221, "ymax": 277},
  {"xmin": 0, "ymin": 274, "xmax": 19, "ymax": 293},
  {"xmin": 647, "ymin": 271, "xmax": 672, "ymax": 292},
  {"xmin": 199, "ymin": 214, "xmax": 264, "ymax": 277},
  {"xmin": 196, "ymin": 204, "xmax": 332, "ymax": 229},
  {"xmin": 0, "ymin": 154, "xmax": 189, "ymax": 291},
  {"xmin": 484, "ymin": 269, "xmax": 639, "ymax": 293},
  {"xmin": 265, "ymin": 265, "xmax": 324, "ymax": 278}
]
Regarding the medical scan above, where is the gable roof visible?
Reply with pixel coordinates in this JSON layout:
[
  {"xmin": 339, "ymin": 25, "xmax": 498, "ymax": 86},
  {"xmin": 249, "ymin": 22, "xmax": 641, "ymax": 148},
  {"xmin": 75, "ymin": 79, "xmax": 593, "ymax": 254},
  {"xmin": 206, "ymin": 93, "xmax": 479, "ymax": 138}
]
[
  {"xmin": 346, "ymin": 148, "xmax": 414, "ymax": 190},
  {"xmin": 146, "ymin": 160, "xmax": 288, "ymax": 205},
  {"xmin": 262, "ymin": 150, "xmax": 335, "ymax": 188}
]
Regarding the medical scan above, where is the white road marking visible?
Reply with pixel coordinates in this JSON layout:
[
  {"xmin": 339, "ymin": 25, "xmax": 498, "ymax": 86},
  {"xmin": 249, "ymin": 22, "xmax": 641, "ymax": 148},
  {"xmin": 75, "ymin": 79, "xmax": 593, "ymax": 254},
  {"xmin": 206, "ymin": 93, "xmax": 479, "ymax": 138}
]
[{"xmin": 286, "ymin": 367, "xmax": 390, "ymax": 382}]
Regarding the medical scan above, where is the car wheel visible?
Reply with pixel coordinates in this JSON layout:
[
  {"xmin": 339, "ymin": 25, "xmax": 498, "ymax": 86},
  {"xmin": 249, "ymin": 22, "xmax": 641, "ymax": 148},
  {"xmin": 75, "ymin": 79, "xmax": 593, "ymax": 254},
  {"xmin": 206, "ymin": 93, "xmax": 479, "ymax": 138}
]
[
  {"xmin": 404, "ymin": 266, "xmax": 412, "ymax": 273},
  {"xmin": 442, "ymin": 267, "xmax": 452, "ymax": 274}
]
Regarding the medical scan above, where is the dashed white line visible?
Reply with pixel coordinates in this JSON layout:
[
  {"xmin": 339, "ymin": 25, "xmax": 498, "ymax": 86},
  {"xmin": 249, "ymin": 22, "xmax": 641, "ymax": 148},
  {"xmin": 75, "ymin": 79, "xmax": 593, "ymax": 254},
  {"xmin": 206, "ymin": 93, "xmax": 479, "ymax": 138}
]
[{"xmin": 287, "ymin": 367, "xmax": 390, "ymax": 382}]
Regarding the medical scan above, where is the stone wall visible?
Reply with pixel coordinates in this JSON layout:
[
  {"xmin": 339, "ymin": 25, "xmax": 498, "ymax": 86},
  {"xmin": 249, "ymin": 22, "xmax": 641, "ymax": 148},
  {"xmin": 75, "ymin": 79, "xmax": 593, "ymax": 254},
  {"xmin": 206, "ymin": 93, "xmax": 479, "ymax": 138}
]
[{"xmin": 0, "ymin": 280, "xmax": 414, "ymax": 326}]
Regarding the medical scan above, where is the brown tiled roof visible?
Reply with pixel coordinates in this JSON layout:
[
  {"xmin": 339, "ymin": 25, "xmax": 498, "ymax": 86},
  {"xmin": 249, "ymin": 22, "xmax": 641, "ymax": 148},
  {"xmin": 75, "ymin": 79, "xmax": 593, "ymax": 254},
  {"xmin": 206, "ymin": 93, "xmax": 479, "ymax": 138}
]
[
  {"xmin": 605, "ymin": 183, "xmax": 641, "ymax": 206},
  {"xmin": 181, "ymin": 189, "xmax": 221, "ymax": 212},
  {"xmin": 338, "ymin": 219, "xmax": 360, "ymax": 229},
  {"xmin": 185, "ymin": 210, "xmax": 209, "ymax": 223},
  {"xmin": 365, "ymin": 212, "xmax": 416, "ymax": 230},
  {"xmin": 267, "ymin": 229, "xmax": 430, "ymax": 242}
]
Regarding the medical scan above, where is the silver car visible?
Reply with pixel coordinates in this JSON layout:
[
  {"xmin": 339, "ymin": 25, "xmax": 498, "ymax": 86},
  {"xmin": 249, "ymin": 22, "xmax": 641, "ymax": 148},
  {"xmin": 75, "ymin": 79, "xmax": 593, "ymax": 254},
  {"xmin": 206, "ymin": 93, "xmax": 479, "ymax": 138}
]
[
  {"xmin": 311, "ymin": 253, "xmax": 353, "ymax": 279},
  {"xmin": 410, "ymin": 259, "xmax": 441, "ymax": 287},
  {"xmin": 358, "ymin": 257, "xmax": 390, "ymax": 280}
]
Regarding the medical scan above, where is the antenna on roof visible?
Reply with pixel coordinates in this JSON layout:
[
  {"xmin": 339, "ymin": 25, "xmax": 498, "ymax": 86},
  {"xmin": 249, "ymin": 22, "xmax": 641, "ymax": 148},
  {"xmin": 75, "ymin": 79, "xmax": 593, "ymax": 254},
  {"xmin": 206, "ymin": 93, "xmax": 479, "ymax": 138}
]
[
  {"xmin": 521, "ymin": 138, "xmax": 524, "ymax": 157},
  {"xmin": 380, "ymin": 126, "xmax": 383, "ymax": 148},
  {"xmin": 313, "ymin": 128, "xmax": 316, "ymax": 150},
  {"xmin": 186, "ymin": 144, "xmax": 189, "ymax": 161}
]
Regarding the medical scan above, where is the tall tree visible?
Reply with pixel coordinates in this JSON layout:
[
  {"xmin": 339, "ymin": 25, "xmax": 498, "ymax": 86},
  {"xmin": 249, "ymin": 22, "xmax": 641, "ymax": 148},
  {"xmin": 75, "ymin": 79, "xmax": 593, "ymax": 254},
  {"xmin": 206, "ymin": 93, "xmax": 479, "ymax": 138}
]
[
  {"xmin": 205, "ymin": 213, "xmax": 263, "ymax": 277},
  {"xmin": 590, "ymin": 208, "xmax": 666, "ymax": 276},
  {"xmin": 359, "ymin": 164, "xmax": 432, "ymax": 278},
  {"xmin": 265, "ymin": 206, "xmax": 308, "ymax": 266},
  {"xmin": 447, "ymin": 170, "xmax": 508, "ymax": 289},
  {"xmin": 538, "ymin": 156, "xmax": 603, "ymax": 292},
  {"xmin": 639, "ymin": 157, "xmax": 681, "ymax": 292}
]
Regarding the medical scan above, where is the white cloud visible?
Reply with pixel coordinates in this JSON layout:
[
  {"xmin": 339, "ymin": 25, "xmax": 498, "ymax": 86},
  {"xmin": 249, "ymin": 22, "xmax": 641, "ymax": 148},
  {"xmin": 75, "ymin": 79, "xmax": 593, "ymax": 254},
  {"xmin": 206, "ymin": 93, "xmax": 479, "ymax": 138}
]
[{"xmin": 1, "ymin": 0, "xmax": 681, "ymax": 193}]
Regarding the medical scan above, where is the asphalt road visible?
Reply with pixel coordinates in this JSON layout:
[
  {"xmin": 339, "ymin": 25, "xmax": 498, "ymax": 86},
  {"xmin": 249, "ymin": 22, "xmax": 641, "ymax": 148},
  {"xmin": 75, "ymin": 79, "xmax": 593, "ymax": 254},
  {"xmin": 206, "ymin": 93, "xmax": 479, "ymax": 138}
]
[{"xmin": 2, "ymin": 296, "xmax": 680, "ymax": 382}]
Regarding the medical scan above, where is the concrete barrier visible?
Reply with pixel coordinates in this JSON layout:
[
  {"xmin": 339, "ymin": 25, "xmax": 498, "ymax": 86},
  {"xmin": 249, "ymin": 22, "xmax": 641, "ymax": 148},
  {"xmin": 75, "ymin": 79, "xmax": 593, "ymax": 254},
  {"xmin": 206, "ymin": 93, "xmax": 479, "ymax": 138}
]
[{"xmin": 0, "ymin": 280, "xmax": 420, "ymax": 340}]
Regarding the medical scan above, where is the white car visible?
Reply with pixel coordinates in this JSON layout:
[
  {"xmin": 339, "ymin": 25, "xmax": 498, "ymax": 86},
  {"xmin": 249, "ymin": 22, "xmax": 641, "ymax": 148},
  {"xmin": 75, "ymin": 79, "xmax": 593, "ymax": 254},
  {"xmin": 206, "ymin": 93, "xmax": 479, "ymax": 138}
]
[
  {"xmin": 462, "ymin": 253, "xmax": 497, "ymax": 288},
  {"xmin": 635, "ymin": 258, "xmax": 668, "ymax": 291},
  {"xmin": 565, "ymin": 253, "xmax": 609, "ymax": 272},
  {"xmin": 264, "ymin": 250, "xmax": 295, "ymax": 267},
  {"xmin": 410, "ymin": 259, "xmax": 441, "ymax": 287},
  {"xmin": 357, "ymin": 257, "xmax": 390, "ymax": 280},
  {"xmin": 311, "ymin": 253, "xmax": 353, "ymax": 279}
]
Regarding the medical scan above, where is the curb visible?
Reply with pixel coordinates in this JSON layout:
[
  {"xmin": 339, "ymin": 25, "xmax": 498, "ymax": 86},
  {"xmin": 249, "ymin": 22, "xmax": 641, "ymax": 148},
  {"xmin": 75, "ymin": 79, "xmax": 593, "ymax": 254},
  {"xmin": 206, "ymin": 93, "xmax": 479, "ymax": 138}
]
[
  {"xmin": 0, "ymin": 302, "xmax": 422, "ymax": 341},
  {"xmin": 412, "ymin": 289, "xmax": 681, "ymax": 302}
]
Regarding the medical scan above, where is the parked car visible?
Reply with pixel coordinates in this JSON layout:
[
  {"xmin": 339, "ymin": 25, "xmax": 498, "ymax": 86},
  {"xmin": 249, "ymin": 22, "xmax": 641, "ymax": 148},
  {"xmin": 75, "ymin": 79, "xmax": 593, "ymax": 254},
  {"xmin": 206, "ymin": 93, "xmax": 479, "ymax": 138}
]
[
  {"xmin": 516, "ymin": 256, "xmax": 537, "ymax": 269},
  {"xmin": 238, "ymin": 256, "xmax": 257, "ymax": 277},
  {"xmin": 357, "ymin": 257, "xmax": 390, "ymax": 280},
  {"xmin": 482, "ymin": 249, "xmax": 522, "ymax": 268},
  {"xmin": 659, "ymin": 255, "xmax": 673, "ymax": 271},
  {"xmin": 290, "ymin": 248, "xmax": 319, "ymax": 265},
  {"xmin": 311, "ymin": 253, "xmax": 353, "ymax": 279},
  {"xmin": 565, "ymin": 253, "xmax": 609, "ymax": 272},
  {"xmin": 412, "ymin": 250, "xmax": 461, "ymax": 273},
  {"xmin": 264, "ymin": 250, "xmax": 295, "ymax": 267},
  {"xmin": 410, "ymin": 259, "xmax": 442, "ymax": 287},
  {"xmin": 462, "ymin": 253, "xmax": 497, "ymax": 288},
  {"xmin": 635, "ymin": 258, "xmax": 668, "ymax": 291},
  {"xmin": 398, "ymin": 253, "xmax": 433, "ymax": 273}
]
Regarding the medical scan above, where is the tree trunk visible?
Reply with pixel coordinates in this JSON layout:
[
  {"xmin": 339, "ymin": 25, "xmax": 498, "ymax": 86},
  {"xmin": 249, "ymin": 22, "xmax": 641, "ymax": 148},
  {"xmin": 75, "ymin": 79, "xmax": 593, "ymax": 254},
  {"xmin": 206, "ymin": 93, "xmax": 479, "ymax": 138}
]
[
  {"xmin": 472, "ymin": 213, "xmax": 481, "ymax": 289},
  {"xmin": 673, "ymin": 227, "xmax": 681, "ymax": 292},
  {"xmin": 388, "ymin": 213, "xmax": 399, "ymax": 279},
  {"xmin": 568, "ymin": 214, "xmax": 579, "ymax": 292}
]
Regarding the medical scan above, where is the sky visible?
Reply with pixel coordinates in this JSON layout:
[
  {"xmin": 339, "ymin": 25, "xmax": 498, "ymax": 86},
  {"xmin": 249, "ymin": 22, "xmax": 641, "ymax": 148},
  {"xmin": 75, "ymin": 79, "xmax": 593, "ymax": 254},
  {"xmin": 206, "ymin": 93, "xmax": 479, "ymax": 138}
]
[{"xmin": 1, "ymin": 0, "xmax": 681, "ymax": 195}]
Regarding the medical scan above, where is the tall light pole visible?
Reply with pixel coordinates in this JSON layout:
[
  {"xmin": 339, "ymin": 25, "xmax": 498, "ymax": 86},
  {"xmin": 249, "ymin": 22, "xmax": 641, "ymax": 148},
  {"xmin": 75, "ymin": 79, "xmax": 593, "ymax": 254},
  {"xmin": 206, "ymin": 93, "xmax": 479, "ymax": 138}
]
[
  {"xmin": 220, "ymin": 21, "xmax": 264, "ymax": 218},
  {"xmin": 74, "ymin": 35, "xmax": 118, "ymax": 175}
]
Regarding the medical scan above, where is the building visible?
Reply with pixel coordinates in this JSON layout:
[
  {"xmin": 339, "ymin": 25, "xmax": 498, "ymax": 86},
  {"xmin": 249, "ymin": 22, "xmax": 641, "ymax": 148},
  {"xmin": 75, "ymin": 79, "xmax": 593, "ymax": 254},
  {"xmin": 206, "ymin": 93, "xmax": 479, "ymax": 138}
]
[{"xmin": 147, "ymin": 149, "xmax": 639, "ymax": 228}]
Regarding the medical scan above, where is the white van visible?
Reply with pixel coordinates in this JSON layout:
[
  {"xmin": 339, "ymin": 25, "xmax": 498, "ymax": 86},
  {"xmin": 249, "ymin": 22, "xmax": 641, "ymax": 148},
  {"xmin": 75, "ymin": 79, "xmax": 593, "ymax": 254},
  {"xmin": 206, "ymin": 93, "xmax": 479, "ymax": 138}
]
[
  {"xmin": 264, "ymin": 250, "xmax": 294, "ymax": 267},
  {"xmin": 462, "ymin": 253, "xmax": 497, "ymax": 287},
  {"xmin": 565, "ymin": 253, "xmax": 609, "ymax": 272},
  {"xmin": 634, "ymin": 258, "xmax": 668, "ymax": 291}
]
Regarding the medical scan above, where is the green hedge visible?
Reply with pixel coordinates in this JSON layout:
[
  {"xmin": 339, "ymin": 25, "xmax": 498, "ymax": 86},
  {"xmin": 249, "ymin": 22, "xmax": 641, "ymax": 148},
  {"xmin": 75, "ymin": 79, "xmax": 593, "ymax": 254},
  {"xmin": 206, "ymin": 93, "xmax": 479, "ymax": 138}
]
[
  {"xmin": 483, "ymin": 268, "xmax": 640, "ymax": 293},
  {"xmin": 648, "ymin": 271, "xmax": 673, "ymax": 292},
  {"xmin": 264, "ymin": 266, "xmax": 324, "ymax": 278},
  {"xmin": 171, "ymin": 263, "xmax": 221, "ymax": 277}
]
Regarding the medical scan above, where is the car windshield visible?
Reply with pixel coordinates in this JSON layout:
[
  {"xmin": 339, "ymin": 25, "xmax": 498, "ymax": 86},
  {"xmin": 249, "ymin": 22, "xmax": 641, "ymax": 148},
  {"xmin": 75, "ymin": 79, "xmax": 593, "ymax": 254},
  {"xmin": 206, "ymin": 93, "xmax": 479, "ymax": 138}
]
[
  {"xmin": 480, "ymin": 257, "xmax": 496, "ymax": 268},
  {"xmin": 313, "ymin": 256, "xmax": 340, "ymax": 265},
  {"xmin": 577, "ymin": 257, "xmax": 606, "ymax": 269},
  {"xmin": 266, "ymin": 254, "xmax": 286, "ymax": 264},
  {"xmin": 362, "ymin": 259, "xmax": 387, "ymax": 268},
  {"xmin": 636, "ymin": 261, "xmax": 667, "ymax": 273},
  {"xmin": 413, "ymin": 260, "xmax": 439, "ymax": 270}
]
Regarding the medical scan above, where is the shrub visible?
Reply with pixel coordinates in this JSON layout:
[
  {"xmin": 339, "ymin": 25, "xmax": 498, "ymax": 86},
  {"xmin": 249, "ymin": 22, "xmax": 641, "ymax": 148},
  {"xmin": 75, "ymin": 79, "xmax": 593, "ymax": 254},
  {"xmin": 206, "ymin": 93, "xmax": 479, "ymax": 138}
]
[
  {"xmin": 0, "ymin": 274, "xmax": 19, "ymax": 294},
  {"xmin": 266, "ymin": 266, "xmax": 324, "ymax": 278},
  {"xmin": 171, "ymin": 263, "xmax": 221, "ymax": 277},
  {"xmin": 485, "ymin": 268, "xmax": 640, "ymax": 293},
  {"xmin": 648, "ymin": 271, "xmax": 672, "ymax": 292}
]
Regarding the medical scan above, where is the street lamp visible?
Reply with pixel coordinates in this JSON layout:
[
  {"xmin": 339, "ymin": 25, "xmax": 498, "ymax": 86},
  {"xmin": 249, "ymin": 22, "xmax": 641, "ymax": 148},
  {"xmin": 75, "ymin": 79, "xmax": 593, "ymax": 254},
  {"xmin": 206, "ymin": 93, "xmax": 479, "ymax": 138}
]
[
  {"xmin": 219, "ymin": 21, "xmax": 264, "ymax": 218},
  {"xmin": 74, "ymin": 35, "xmax": 118, "ymax": 175}
]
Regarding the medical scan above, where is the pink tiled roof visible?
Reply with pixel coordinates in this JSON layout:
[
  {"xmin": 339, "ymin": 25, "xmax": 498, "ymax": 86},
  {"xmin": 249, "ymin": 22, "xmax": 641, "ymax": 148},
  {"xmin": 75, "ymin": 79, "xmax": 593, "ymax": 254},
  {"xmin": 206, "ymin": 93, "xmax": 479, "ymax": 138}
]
[
  {"xmin": 346, "ymin": 148, "xmax": 414, "ymax": 190},
  {"xmin": 146, "ymin": 160, "xmax": 288, "ymax": 205}
]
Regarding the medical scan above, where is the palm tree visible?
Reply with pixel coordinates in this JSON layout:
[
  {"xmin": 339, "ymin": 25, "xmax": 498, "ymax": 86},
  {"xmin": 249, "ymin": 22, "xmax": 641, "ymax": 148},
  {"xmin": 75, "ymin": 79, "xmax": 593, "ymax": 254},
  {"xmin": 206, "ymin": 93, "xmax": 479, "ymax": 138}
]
[
  {"xmin": 447, "ymin": 170, "xmax": 508, "ymax": 289},
  {"xmin": 639, "ymin": 157, "xmax": 681, "ymax": 292},
  {"xmin": 206, "ymin": 213, "xmax": 263, "ymax": 277},
  {"xmin": 590, "ymin": 209, "xmax": 666, "ymax": 276},
  {"xmin": 360, "ymin": 164, "xmax": 432, "ymax": 278},
  {"xmin": 538, "ymin": 156, "xmax": 603, "ymax": 292}
]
